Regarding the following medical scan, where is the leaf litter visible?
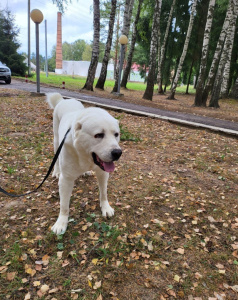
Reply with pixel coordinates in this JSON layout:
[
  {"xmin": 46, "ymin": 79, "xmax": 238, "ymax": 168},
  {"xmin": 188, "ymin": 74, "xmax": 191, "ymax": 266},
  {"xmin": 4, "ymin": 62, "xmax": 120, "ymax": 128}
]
[{"xmin": 0, "ymin": 89, "xmax": 238, "ymax": 299}]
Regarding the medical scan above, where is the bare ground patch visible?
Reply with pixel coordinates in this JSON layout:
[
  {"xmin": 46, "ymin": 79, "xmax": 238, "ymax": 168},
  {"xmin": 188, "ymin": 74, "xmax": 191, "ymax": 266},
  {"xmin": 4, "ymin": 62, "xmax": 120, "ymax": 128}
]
[{"xmin": 0, "ymin": 89, "xmax": 238, "ymax": 299}]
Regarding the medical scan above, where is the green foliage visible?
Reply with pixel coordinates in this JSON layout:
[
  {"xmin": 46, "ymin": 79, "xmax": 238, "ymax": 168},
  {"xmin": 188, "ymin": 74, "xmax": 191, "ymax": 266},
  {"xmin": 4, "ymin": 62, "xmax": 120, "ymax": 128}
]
[
  {"xmin": 82, "ymin": 44, "xmax": 92, "ymax": 61},
  {"xmin": 0, "ymin": 9, "xmax": 27, "ymax": 76}
]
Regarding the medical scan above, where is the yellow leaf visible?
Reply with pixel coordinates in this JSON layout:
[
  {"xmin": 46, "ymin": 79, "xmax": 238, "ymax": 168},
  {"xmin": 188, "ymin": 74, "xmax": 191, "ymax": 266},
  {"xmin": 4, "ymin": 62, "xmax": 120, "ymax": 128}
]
[
  {"xmin": 174, "ymin": 274, "xmax": 180, "ymax": 282},
  {"xmin": 92, "ymin": 258, "xmax": 98, "ymax": 265},
  {"xmin": 82, "ymin": 225, "xmax": 88, "ymax": 231},
  {"xmin": 29, "ymin": 249, "xmax": 37, "ymax": 256},
  {"xmin": 25, "ymin": 268, "xmax": 36, "ymax": 277},
  {"xmin": 88, "ymin": 280, "xmax": 92, "ymax": 288},
  {"xmin": 33, "ymin": 281, "xmax": 41, "ymax": 286}
]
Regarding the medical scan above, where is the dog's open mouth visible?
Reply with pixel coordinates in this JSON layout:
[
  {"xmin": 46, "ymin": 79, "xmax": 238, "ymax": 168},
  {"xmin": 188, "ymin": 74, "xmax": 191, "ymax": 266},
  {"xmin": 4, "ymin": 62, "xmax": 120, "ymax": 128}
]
[{"xmin": 92, "ymin": 152, "xmax": 115, "ymax": 173}]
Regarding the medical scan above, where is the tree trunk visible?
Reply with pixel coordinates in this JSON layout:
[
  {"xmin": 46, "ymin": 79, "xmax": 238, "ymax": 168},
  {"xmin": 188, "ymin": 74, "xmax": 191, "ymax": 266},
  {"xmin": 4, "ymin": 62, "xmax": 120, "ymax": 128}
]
[
  {"xmin": 114, "ymin": 9, "xmax": 120, "ymax": 79},
  {"xmin": 194, "ymin": 0, "xmax": 216, "ymax": 106},
  {"xmin": 82, "ymin": 0, "xmax": 100, "ymax": 91},
  {"xmin": 209, "ymin": 1, "xmax": 237, "ymax": 107},
  {"xmin": 201, "ymin": 0, "xmax": 234, "ymax": 105},
  {"xmin": 142, "ymin": 0, "xmax": 162, "ymax": 101},
  {"xmin": 230, "ymin": 78, "xmax": 238, "ymax": 99},
  {"xmin": 220, "ymin": 22, "xmax": 236, "ymax": 97},
  {"xmin": 157, "ymin": 0, "xmax": 176, "ymax": 94},
  {"xmin": 121, "ymin": 0, "xmax": 142, "ymax": 88},
  {"xmin": 96, "ymin": 0, "xmax": 117, "ymax": 90},
  {"xmin": 112, "ymin": 0, "xmax": 135, "ymax": 93},
  {"xmin": 167, "ymin": 0, "xmax": 197, "ymax": 100},
  {"xmin": 186, "ymin": 59, "xmax": 194, "ymax": 94}
]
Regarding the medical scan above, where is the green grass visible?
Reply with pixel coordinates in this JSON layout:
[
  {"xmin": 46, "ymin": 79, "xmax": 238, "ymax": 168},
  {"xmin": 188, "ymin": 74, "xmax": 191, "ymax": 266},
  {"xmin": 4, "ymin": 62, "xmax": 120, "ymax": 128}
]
[{"xmin": 16, "ymin": 72, "xmax": 196, "ymax": 93}]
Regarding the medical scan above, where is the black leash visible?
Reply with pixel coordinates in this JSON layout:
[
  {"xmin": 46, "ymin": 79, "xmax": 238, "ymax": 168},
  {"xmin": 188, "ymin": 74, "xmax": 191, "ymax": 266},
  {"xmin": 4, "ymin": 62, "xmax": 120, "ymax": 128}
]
[{"xmin": 0, "ymin": 128, "xmax": 71, "ymax": 197}]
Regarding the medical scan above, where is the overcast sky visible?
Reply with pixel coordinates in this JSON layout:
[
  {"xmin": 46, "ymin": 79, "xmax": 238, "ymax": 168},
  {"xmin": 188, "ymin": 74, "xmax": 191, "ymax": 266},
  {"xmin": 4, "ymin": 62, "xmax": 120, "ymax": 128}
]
[{"xmin": 0, "ymin": 0, "xmax": 94, "ymax": 57}]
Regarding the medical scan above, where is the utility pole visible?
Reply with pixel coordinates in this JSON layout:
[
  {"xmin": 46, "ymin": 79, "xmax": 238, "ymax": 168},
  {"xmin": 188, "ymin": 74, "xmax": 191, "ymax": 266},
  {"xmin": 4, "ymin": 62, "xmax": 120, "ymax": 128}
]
[
  {"xmin": 28, "ymin": 0, "xmax": 31, "ymax": 75},
  {"xmin": 45, "ymin": 20, "xmax": 48, "ymax": 77}
]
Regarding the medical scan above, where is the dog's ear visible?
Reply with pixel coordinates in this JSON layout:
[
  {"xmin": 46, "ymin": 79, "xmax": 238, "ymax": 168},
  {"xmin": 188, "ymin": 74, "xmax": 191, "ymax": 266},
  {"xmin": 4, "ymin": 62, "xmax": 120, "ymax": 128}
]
[{"xmin": 74, "ymin": 121, "xmax": 82, "ymax": 131}]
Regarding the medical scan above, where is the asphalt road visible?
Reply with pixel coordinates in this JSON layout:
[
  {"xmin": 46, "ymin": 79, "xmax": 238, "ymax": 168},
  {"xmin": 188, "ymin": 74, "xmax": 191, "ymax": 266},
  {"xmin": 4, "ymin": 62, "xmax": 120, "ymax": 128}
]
[{"xmin": 1, "ymin": 79, "xmax": 238, "ymax": 136}]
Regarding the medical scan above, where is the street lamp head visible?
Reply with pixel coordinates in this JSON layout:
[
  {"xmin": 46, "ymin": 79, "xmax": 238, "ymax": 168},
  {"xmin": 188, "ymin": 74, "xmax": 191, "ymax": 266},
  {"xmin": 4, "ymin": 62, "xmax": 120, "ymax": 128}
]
[
  {"xmin": 119, "ymin": 35, "xmax": 128, "ymax": 45},
  {"xmin": 31, "ymin": 9, "xmax": 44, "ymax": 24}
]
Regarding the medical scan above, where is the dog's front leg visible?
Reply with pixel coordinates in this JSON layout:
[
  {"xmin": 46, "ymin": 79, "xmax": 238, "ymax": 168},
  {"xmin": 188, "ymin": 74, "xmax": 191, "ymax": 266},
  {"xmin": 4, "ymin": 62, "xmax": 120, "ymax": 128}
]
[
  {"xmin": 51, "ymin": 174, "xmax": 75, "ymax": 234},
  {"xmin": 95, "ymin": 169, "xmax": 114, "ymax": 217}
]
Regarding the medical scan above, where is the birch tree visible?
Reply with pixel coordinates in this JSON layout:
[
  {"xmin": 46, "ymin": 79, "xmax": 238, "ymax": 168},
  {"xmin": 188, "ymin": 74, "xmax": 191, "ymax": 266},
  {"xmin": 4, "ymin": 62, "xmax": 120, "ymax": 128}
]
[
  {"xmin": 142, "ymin": 0, "xmax": 162, "ymax": 100},
  {"xmin": 112, "ymin": 0, "xmax": 135, "ymax": 93},
  {"xmin": 120, "ymin": 0, "xmax": 143, "ymax": 88},
  {"xmin": 167, "ymin": 0, "xmax": 197, "ymax": 100},
  {"xmin": 157, "ymin": 0, "xmax": 176, "ymax": 94},
  {"xmin": 220, "ymin": 19, "xmax": 236, "ymax": 97},
  {"xmin": 83, "ymin": 0, "xmax": 100, "ymax": 91},
  {"xmin": 201, "ymin": 0, "xmax": 234, "ymax": 105},
  {"xmin": 209, "ymin": 0, "xmax": 238, "ymax": 107},
  {"xmin": 193, "ymin": 0, "xmax": 216, "ymax": 106},
  {"xmin": 230, "ymin": 78, "xmax": 238, "ymax": 99},
  {"xmin": 95, "ymin": 0, "xmax": 117, "ymax": 90}
]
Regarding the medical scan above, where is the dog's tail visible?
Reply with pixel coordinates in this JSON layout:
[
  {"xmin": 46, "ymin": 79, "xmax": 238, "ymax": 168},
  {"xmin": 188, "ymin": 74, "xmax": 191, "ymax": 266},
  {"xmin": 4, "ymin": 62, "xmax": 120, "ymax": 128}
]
[{"xmin": 46, "ymin": 93, "xmax": 63, "ymax": 109}]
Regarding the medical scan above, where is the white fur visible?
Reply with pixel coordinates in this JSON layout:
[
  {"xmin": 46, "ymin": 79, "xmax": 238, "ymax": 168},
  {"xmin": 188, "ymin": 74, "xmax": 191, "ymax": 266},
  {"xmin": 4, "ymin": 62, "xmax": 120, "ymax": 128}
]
[{"xmin": 46, "ymin": 93, "xmax": 121, "ymax": 235}]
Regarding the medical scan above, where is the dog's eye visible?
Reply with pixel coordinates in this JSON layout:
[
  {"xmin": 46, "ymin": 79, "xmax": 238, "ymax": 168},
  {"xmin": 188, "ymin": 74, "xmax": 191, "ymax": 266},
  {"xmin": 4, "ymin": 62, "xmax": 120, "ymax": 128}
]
[
  {"xmin": 115, "ymin": 133, "xmax": 119, "ymax": 137},
  {"xmin": 95, "ymin": 133, "xmax": 104, "ymax": 139}
]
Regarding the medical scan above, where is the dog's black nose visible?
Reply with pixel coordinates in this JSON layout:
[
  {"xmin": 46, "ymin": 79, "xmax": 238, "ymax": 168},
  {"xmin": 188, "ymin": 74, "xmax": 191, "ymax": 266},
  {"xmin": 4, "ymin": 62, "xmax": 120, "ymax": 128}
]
[{"xmin": 111, "ymin": 149, "xmax": 122, "ymax": 161}]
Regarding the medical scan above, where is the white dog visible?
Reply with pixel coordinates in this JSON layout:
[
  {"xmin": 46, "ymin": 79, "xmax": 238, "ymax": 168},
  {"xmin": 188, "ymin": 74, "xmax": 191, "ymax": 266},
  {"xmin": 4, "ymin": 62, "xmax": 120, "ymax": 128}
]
[{"xmin": 46, "ymin": 93, "xmax": 122, "ymax": 235}]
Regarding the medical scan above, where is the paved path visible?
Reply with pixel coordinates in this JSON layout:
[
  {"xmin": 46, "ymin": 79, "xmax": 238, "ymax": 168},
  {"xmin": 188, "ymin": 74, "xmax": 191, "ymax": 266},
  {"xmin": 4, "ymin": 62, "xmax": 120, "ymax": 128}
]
[{"xmin": 1, "ymin": 80, "xmax": 238, "ymax": 136}]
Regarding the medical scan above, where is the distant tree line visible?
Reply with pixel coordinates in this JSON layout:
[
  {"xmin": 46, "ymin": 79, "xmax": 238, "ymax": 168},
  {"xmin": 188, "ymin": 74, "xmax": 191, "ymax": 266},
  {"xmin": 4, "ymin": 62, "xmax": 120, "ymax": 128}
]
[
  {"xmin": 52, "ymin": 0, "xmax": 237, "ymax": 105},
  {"xmin": 1, "ymin": 0, "xmax": 238, "ymax": 105},
  {"xmin": 0, "ymin": 9, "xmax": 27, "ymax": 76}
]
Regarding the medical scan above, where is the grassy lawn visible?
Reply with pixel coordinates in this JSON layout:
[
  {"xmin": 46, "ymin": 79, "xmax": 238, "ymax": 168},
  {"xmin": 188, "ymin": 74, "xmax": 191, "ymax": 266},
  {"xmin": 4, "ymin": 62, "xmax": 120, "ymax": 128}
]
[
  {"xmin": 0, "ymin": 89, "xmax": 238, "ymax": 299},
  {"xmin": 17, "ymin": 72, "xmax": 196, "ymax": 93}
]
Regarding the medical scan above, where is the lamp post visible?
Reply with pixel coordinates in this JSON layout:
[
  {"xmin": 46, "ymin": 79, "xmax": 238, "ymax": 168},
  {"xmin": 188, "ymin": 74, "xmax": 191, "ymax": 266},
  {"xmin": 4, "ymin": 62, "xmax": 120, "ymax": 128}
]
[
  {"xmin": 117, "ymin": 35, "xmax": 128, "ymax": 95},
  {"xmin": 30, "ymin": 9, "xmax": 44, "ymax": 93}
]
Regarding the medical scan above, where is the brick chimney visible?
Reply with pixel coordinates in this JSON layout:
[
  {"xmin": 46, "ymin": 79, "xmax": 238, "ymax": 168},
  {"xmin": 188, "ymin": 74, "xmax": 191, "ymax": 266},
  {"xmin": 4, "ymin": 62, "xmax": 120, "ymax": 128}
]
[{"xmin": 55, "ymin": 12, "xmax": 63, "ymax": 74}]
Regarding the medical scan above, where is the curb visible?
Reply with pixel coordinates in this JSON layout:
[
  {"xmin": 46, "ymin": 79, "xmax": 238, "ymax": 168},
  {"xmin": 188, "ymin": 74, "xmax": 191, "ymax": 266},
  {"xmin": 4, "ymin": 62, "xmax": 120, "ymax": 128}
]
[{"xmin": 63, "ymin": 96, "xmax": 238, "ymax": 137}]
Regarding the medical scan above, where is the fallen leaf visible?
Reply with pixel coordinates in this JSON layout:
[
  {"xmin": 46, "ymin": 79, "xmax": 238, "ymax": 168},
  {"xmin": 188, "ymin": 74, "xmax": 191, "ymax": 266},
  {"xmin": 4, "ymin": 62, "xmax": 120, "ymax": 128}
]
[
  {"xmin": 7, "ymin": 272, "xmax": 16, "ymax": 281},
  {"xmin": 25, "ymin": 268, "xmax": 36, "ymax": 277},
  {"xmin": 42, "ymin": 254, "xmax": 50, "ymax": 266},
  {"xmin": 208, "ymin": 216, "xmax": 217, "ymax": 223},
  {"xmin": 88, "ymin": 280, "xmax": 92, "ymax": 288},
  {"xmin": 92, "ymin": 258, "xmax": 98, "ymax": 265},
  {"xmin": 93, "ymin": 280, "xmax": 102, "ymax": 289},
  {"xmin": 231, "ymin": 243, "xmax": 238, "ymax": 250},
  {"xmin": 215, "ymin": 263, "xmax": 224, "ymax": 269},
  {"xmin": 57, "ymin": 251, "xmax": 63, "ymax": 259},
  {"xmin": 49, "ymin": 288, "xmax": 59, "ymax": 294},
  {"xmin": 174, "ymin": 274, "xmax": 180, "ymax": 282},
  {"xmin": 40, "ymin": 284, "xmax": 49, "ymax": 294},
  {"xmin": 33, "ymin": 281, "xmax": 41, "ymax": 287},
  {"xmin": 168, "ymin": 218, "xmax": 175, "ymax": 224},
  {"xmin": 24, "ymin": 292, "xmax": 31, "ymax": 300},
  {"xmin": 230, "ymin": 285, "xmax": 238, "ymax": 292},
  {"xmin": 71, "ymin": 288, "xmax": 83, "ymax": 293},
  {"xmin": 176, "ymin": 248, "xmax": 184, "ymax": 255},
  {"xmin": 0, "ymin": 266, "xmax": 8, "ymax": 273}
]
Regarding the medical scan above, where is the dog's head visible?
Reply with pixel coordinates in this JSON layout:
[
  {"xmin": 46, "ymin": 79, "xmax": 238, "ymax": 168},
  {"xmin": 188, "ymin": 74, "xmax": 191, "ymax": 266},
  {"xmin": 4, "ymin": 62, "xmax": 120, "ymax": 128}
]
[{"xmin": 73, "ymin": 107, "xmax": 122, "ymax": 172}]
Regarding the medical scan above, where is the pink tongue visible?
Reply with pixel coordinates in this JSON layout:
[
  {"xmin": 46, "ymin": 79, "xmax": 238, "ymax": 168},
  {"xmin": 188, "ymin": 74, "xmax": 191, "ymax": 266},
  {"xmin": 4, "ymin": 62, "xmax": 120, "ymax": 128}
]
[{"xmin": 103, "ymin": 161, "xmax": 115, "ymax": 172}]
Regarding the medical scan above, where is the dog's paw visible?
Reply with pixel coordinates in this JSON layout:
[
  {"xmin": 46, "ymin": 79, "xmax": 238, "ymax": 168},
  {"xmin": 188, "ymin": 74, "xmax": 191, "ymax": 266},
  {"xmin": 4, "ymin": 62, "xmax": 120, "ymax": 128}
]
[
  {"xmin": 101, "ymin": 202, "xmax": 114, "ymax": 217},
  {"xmin": 51, "ymin": 215, "xmax": 68, "ymax": 235},
  {"xmin": 82, "ymin": 171, "xmax": 95, "ymax": 177}
]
